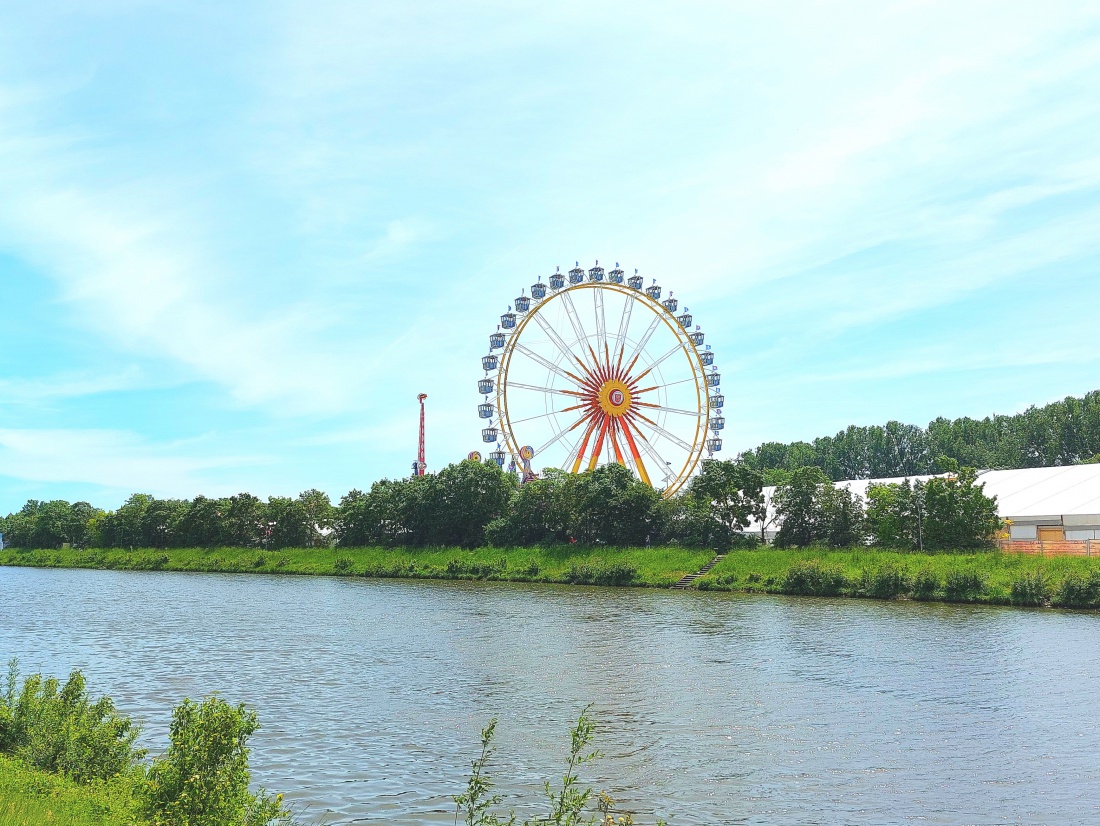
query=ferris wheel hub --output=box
[597,379,633,417]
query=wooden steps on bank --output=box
[672,553,726,589]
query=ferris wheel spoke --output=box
[509,408,575,426]
[617,418,652,486]
[559,291,593,364]
[613,293,634,368]
[622,316,660,375]
[535,412,590,457]
[514,342,586,387]
[569,413,603,473]
[635,401,705,417]
[608,419,626,466]
[630,411,695,453]
[587,415,612,471]
[509,381,584,397]
[634,376,699,394]
[624,416,673,484]
[593,289,608,367]
[534,312,587,371]
[632,343,685,383]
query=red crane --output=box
[413,393,428,476]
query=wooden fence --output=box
[996,539,1094,557]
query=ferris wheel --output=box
[477,261,723,497]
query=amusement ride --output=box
[472,262,723,497]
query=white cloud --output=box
[0,428,261,496]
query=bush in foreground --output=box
[0,659,144,783]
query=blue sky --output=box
[2,1,1100,513]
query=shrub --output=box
[781,559,847,596]
[1052,571,1100,608]
[141,696,289,826]
[333,556,352,573]
[943,568,985,601]
[565,562,637,586]
[912,567,940,599]
[0,660,144,782]
[859,564,910,599]
[1010,570,1050,606]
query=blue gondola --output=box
[478,378,494,394]
[531,279,547,300]
[608,264,625,284]
[501,311,516,329]
[627,269,643,290]
[645,280,661,300]
[568,262,585,285]
[478,402,495,419]
[482,427,499,443]
[710,416,725,432]
[489,331,505,350]
[549,267,565,290]
[706,437,723,453]
[662,296,678,313]
[689,329,704,347]
[706,371,721,387]
[587,262,605,282]
[515,294,531,313]
[701,351,714,366]
[482,354,498,371]
[677,309,693,328]
[709,393,724,409]
[489,449,506,466]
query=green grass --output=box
[698,547,1100,607]
[6,544,1100,608]
[0,544,712,588]
[0,755,139,826]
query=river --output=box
[1,566,1097,824]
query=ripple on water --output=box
[2,568,1099,825]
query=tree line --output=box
[738,389,1100,482]
[0,456,999,552]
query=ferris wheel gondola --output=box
[476,260,722,497]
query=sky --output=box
[2,0,1100,513]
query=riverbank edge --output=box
[4,545,1100,609]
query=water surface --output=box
[1,566,1097,824]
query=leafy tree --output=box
[435,461,516,548]
[262,497,310,549]
[866,467,999,550]
[296,489,335,547]
[223,494,264,547]
[921,468,1001,550]
[818,484,865,547]
[773,466,832,548]
[174,496,226,548]
[684,460,763,549]
[141,499,188,549]
[571,463,658,545]
[100,494,155,548]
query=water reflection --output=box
[2,567,1098,825]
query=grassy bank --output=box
[0,544,712,588]
[698,548,1100,607]
[0,755,138,826]
[5,544,1100,608]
